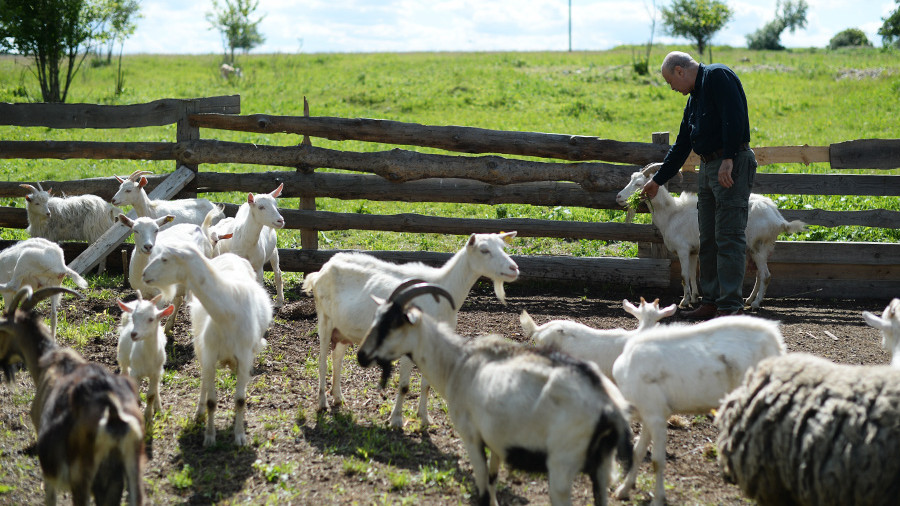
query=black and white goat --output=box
[357,282,633,506]
[0,287,145,505]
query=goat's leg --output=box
[270,250,284,308]
[69,483,90,506]
[389,356,414,428]
[316,319,333,411]
[331,341,349,407]
[688,251,700,305]
[199,358,217,446]
[614,424,651,499]
[163,291,184,336]
[745,252,770,310]
[648,417,668,506]
[461,437,494,506]
[145,371,161,430]
[417,375,431,429]
[43,480,58,506]
[233,361,251,446]
[547,459,578,506]
[676,250,694,308]
[123,438,144,506]
[488,450,501,505]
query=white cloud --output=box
[124,0,894,54]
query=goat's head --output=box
[247,183,285,229]
[464,231,519,305]
[623,296,677,331]
[20,183,52,220]
[863,298,900,363]
[112,171,151,207]
[615,163,662,223]
[120,214,174,254]
[0,286,82,383]
[357,282,455,388]
[142,242,196,289]
[117,292,174,342]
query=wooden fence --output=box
[0,95,897,299]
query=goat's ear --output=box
[863,311,888,331]
[405,306,422,325]
[157,215,175,226]
[623,299,638,315]
[660,304,677,318]
[150,293,163,304]
[115,175,125,183]
[370,294,385,306]
[117,300,134,313]
[270,182,283,198]
[467,234,477,246]
[118,214,133,227]
[247,192,255,204]
[138,177,148,187]
[24,195,31,202]
[160,304,175,318]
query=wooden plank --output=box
[189,113,670,165]
[67,166,197,275]
[768,241,900,264]
[765,262,897,280]
[682,145,831,167]
[0,95,240,129]
[664,172,899,197]
[0,140,175,161]
[277,209,662,242]
[780,209,900,229]
[278,248,671,286]
[830,139,900,170]
[760,279,899,300]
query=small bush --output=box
[829,28,873,50]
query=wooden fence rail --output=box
[1,96,897,298]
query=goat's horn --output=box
[18,184,37,193]
[19,287,83,313]
[128,170,153,181]
[641,162,663,177]
[390,282,455,311]
[387,278,428,302]
[5,287,32,316]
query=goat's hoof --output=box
[203,434,216,447]
[234,433,247,446]
[614,485,631,500]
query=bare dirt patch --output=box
[0,279,890,504]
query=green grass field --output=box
[1,45,898,255]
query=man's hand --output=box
[718,158,734,188]
[641,179,660,200]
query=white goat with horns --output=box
[357,282,634,506]
[112,170,219,227]
[616,162,806,309]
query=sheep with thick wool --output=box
[141,242,271,446]
[0,237,87,337]
[0,286,146,505]
[357,282,633,506]
[520,297,676,381]
[611,315,785,506]
[715,352,900,506]
[20,182,119,273]
[117,291,175,430]
[302,232,519,428]
[616,163,806,309]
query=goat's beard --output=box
[376,359,394,389]
[493,280,506,305]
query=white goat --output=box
[117,291,175,430]
[863,298,900,368]
[0,287,146,506]
[611,315,785,506]
[112,170,218,227]
[520,297,677,380]
[357,282,634,506]
[20,182,120,274]
[219,63,242,78]
[302,231,519,428]
[214,183,285,307]
[142,243,271,446]
[616,163,807,309]
[0,237,88,337]
[120,208,218,334]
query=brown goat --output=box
[0,286,146,506]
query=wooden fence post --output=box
[175,100,201,198]
[639,132,671,262]
[298,97,319,253]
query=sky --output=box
[128,0,896,55]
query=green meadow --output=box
[1,45,898,256]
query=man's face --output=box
[663,66,692,95]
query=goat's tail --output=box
[519,310,538,339]
[783,219,807,235]
[301,270,321,296]
[65,266,88,289]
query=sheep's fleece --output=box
[715,352,900,506]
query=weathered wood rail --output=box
[0,95,897,298]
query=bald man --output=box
[643,51,756,320]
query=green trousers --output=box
[696,149,757,312]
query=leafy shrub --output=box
[828,28,873,50]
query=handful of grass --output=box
[626,191,653,211]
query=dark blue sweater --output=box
[653,63,750,186]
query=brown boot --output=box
[716,308,745,317]
[680,303,717,321]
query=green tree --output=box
[746,0,808,50]
[878,0,900,47]
[828,28,873,50]
[0,0,104,102]
[206,0,266,65]
[660,0,733,57]
[93,0,141,64]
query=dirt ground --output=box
[0,278,892,505]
